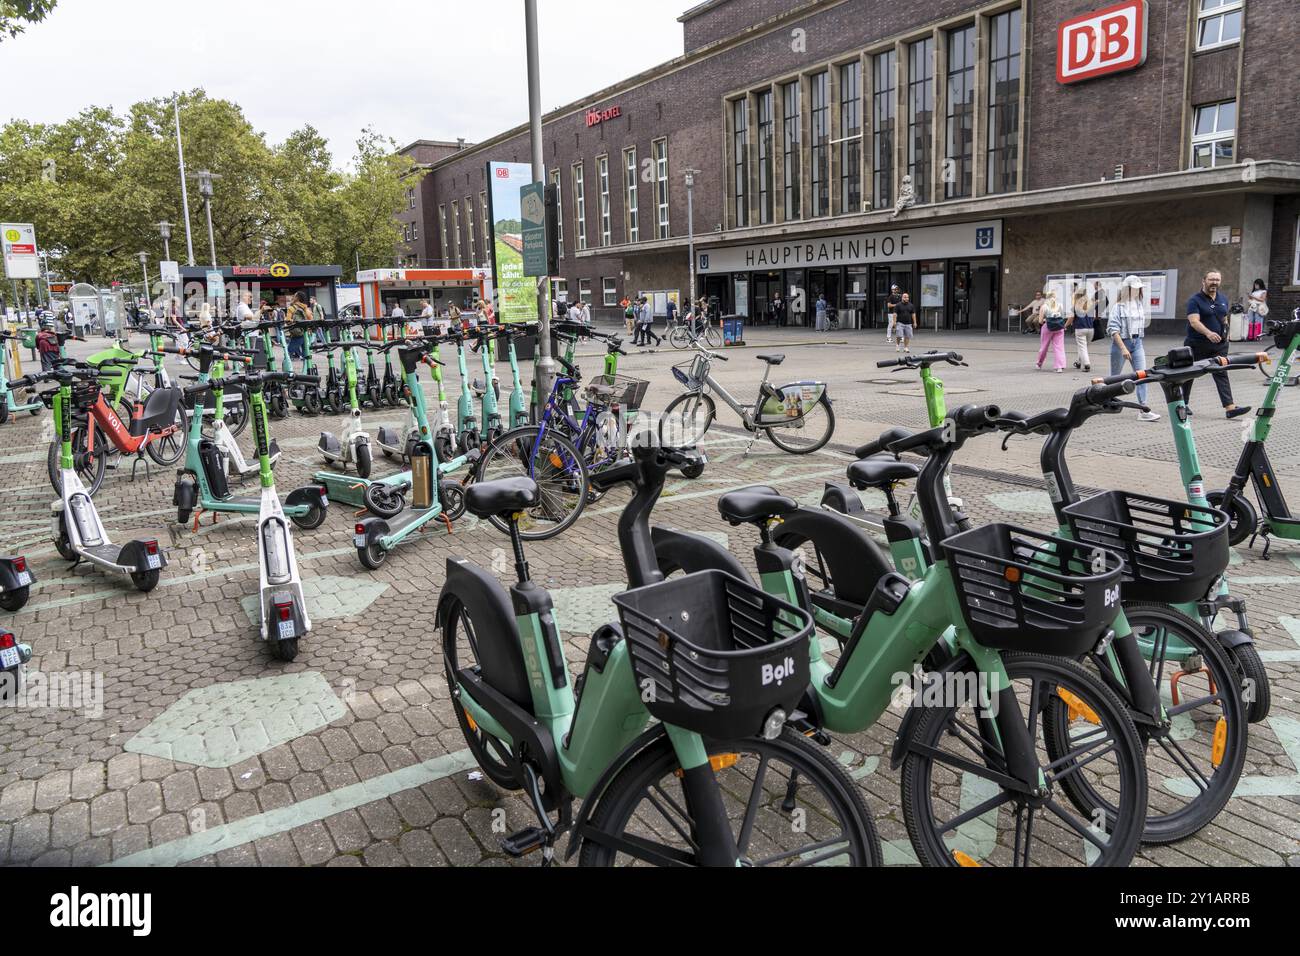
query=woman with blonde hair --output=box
[1069,285,1092,372]
[1036,289,1068,372]
[1107,275,1160,421]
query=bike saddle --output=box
[717,489,798,525]
[756,353,785,365]
[465,477,540,519]
[847,457,920,490]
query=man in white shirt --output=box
[235,291,258,324]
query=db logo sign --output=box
[494,166,510,178]
[1057,0,1148,85]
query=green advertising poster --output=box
[486,161,538,323]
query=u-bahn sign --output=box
[1057,0,1148,85]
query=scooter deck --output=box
[313,469,408,508]
[1266,515,1300,539]
[382,504,446,542]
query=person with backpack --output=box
[1036,291,1068,372]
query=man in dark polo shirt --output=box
[1184,269,1250,419]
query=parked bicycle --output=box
[660,341,834,454]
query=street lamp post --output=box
[525,0,555,407]
[684,168,699,309]
[138,251,150,334]
[159,221,174,318]
[196,170,219,268]
[173,96,196,266]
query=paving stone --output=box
[89,790,127,837]
[161,771,201,813]
[9,813,51,863]
[0,780,36,822]
[125,781,163,825]
[69,761,106,801]
[430,817,483,867]
[289,821,336,866]
[50,802,89,849]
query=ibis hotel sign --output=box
[696,220,1002,274]
[1057,1,1148,84]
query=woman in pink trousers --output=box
[1037,291,1068,372]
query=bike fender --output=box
[889,651,972,770]
[563,724,673,862]
[651,525,752,583]
[360,517,390,546]
[1216,628,1255,651]
[286,484,329,512]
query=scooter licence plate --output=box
[0,647,19,669]
[277,619,296,640]
[353,535,367,548]
[14,571,30,586]
[145,554,161,570]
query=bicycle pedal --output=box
[500,826,548,858]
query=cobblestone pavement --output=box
[0,325,1297,867]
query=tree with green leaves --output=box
[0,1,56,40]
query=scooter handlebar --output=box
[1085,379,1137,405]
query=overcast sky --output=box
[1,0,686,161]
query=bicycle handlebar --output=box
[876,350,965,370]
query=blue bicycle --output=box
[472,356,618,539]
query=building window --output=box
[552,278,568,303]
[732,98,749,227]
[461,197,472,264]
[946,25,976,200]
[451,200,464,266]
[412,221,419,241]
[597,155,611,247]
[403,224,410,242]
[548,170,563,259]
[653,138,670,238]
[1197,0,1243,50]
[579,278,592,303]
[1191,100,1236,168]
[1293,219,1300,285]
[438,205,448,266]
[810,72,830,217]
[907,38,934,205]
[987,8,1022,195]
[782,80,801,221]
[623,148,639,243]
[572,162,587,250]
[839,61,862,214]
[407,187,416,210]
[873,51,896,209]
[479,191,488,255]
[603,277,618,306]
[757,89,774,225]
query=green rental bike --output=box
[656,405,1151,866]
[438,445,881,866]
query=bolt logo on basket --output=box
[1056,0,1148,85]
[762,656,797,687]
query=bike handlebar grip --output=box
[876,358,900,369]
[183,381,211,397]
[1085,379,1136,405]
[714,353,729,361]
[289,374,320,386]
[1226,352,1267,366]
[953,403,1000,431]
[947,351,964,363]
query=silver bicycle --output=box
[668,314,723,350]
[660,342,834,454]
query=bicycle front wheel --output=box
[579,727,881,867]
[668,326,691,349]
[659,392,716,447]
[901,651,1146,867]
[765,394,835,454]
[48,424,109,495]
[475,425,589,540]
[145,403,187,466]
[702,325,723,349]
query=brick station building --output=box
[402,0,1300,334]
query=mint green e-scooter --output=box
[0,330,42,424]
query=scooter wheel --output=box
[367,388,382,410]
[680,461,705,480]
[303,391,321,415]
[0,402,8,425]
[459,430,480,454]
[358,540,387,570]
[1205,491,1257,547]
[363,483,405,519]
[434,435,455,465]
[1230,642,1272,723]
[291,501,327,531]
[439,482,467,521]
[271,638,299,662]
[130,568,161,592]
[383,385,400,407]
[54,517,77,562]
[356,443,372,479]
[0,587,30,612]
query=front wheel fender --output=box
[563,724,672,862]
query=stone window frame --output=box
[653,138,670,239]
[602,276,618,306]
[449,200,462,267]
[597,153,612,247]
[438,205,448,267]
[1189,99,1237,169]
[572,161,588,251]
[548,171,563,259]
[1196,0,1244,53]
[463,196,473,266]
[623,146,640,243]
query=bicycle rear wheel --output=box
[145,404,187,466]
[901,651,1146,867]
[703,325,723,349]
[668,326,691,350]
[475,425,589,540]
[579,727,881,867]
[658,392,715,447]
[765,394,835,454]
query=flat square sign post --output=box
[520,181,547,278]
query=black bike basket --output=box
[1060,491,1229,603]
[611,570,812,740]
[939,524,1124,657]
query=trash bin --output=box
[722,316,745,346]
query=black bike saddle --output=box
[465,477,539,519]
[756,353,785,365]
[717,490,798,525]
[847,457,920,490]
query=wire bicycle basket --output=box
[612,569,812,740]
[940,523,1124,657]
[588,373,649,411]
[671,353,710,390]
[1060,491,1229,603]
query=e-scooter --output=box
[172,345,326,531]
[289,321,325,415]
[452,329,481,451]
[0,330,42,424]
[183,343,280,480]
[379,318,404,407]
[0,556,36,611]
[15,366,167,591]
[498,322,533,429]
[1208,310,1300,557]
[316,324,373,478]
[378,324,457,464]
[183,369,324,661]
[469,325,504,443]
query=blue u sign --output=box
[698,254,709,270]
[975,227,994,250]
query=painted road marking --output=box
[107,748,478,867]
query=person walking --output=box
[813,293,828,332]
[1107,275,1159,421]
[36,319,59,371]
[1070,286,1092,372]
[665,295,677,331]
[1246,278,1268,340]
[1184,269,1250,418]
[894,292,917,353]
[885,285,901,343]
[285,292,312,361]
[1036,291,1068,372]
[771,291,786,328]
[638,296,660,348]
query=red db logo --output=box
[494,167,510,178]
[1057,0,1148,84]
